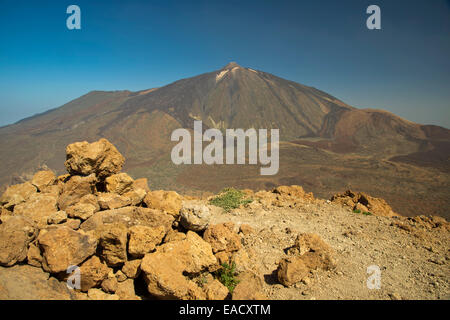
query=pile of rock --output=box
[247,185,316,209]
[330,190,398,217]
[0,138,273,300]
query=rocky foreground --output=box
[0,139,448,300]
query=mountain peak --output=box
[222,61,241,70]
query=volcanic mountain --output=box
[0,62,449,217]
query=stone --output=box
[204,279,229,300]
[163,229,186,243]
[214,251,230,265]
[0,265,73,300]
[78,256,111,292]
[278,233,336,287]
[273,185,311,198]
[232,271,267,300]
[13,193,58,228]
[81,206,174,233]
[97,223,128,267]
[140,231,217,300]
[116,278,140,300]
[27,242,43,267]
[60,218,81,230]
[57,174,96,211]
[97,192,131,210]
[122,259,142,279]
[66,203,98,220]
[31,170,56,191]
[231,249,255,273]
[101,277,119,293]
[128,225,165,258]
[180,200,211,232]
[0,182,37,209]
[64,138,125,179]
[115,270,127,282]
[123,188,147,206]
[203,223,242,253]
[47,211,68,225]
[277,256,310,287]
[37,226,98,273]
[105,173,134,195]
[143,190,183,217]
[66,194,99,220]
[133,178,150,192]
[0,216,37,266]
[87,288,120,300]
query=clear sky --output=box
[0,0,449,128]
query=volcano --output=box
[0,62,449,217]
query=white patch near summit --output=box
[216,70,229,82]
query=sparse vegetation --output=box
[215,262,239,294]
[353,208,372,216]
[209,188,253,212]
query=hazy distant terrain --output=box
[0,62,448,218]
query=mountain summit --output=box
[222,61,241,69]
[0,63,448,217]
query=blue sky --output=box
[0,0,449,128]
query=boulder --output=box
[133,178,150,192]
[204,279,229,300]
[27,242,43,267]
[232,271,266,300]
[278,233,336,287]
[0,265,73,300]
[128,225,165,258]
[60,218,81,230]
[31,170,56,191]
[163,229,187,243]
[122,259,142,279]
[105,173,134,195]
[66,202,98,220]
[180,200,211,232]
[0,182,37,209]
[47,211,68,225]
[116,278,140,300]
[80,206,174,233]
[277,256,310,287]
[78,256,111,292]
[97,192,131,210]
[123,188,147,206]
[87,288,120,300]
[13,193,58,228]
[101,276,119,293]
[140,231,217,300]
[203,223,241,253]
[143,190,182,217]
[64,138,125,179]
[58,174,96,210]
[37,226,98,273]
[97,223,128,267]
[47,211,67,224]
[0,216,37,266]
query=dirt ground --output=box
[209,200,449,300]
